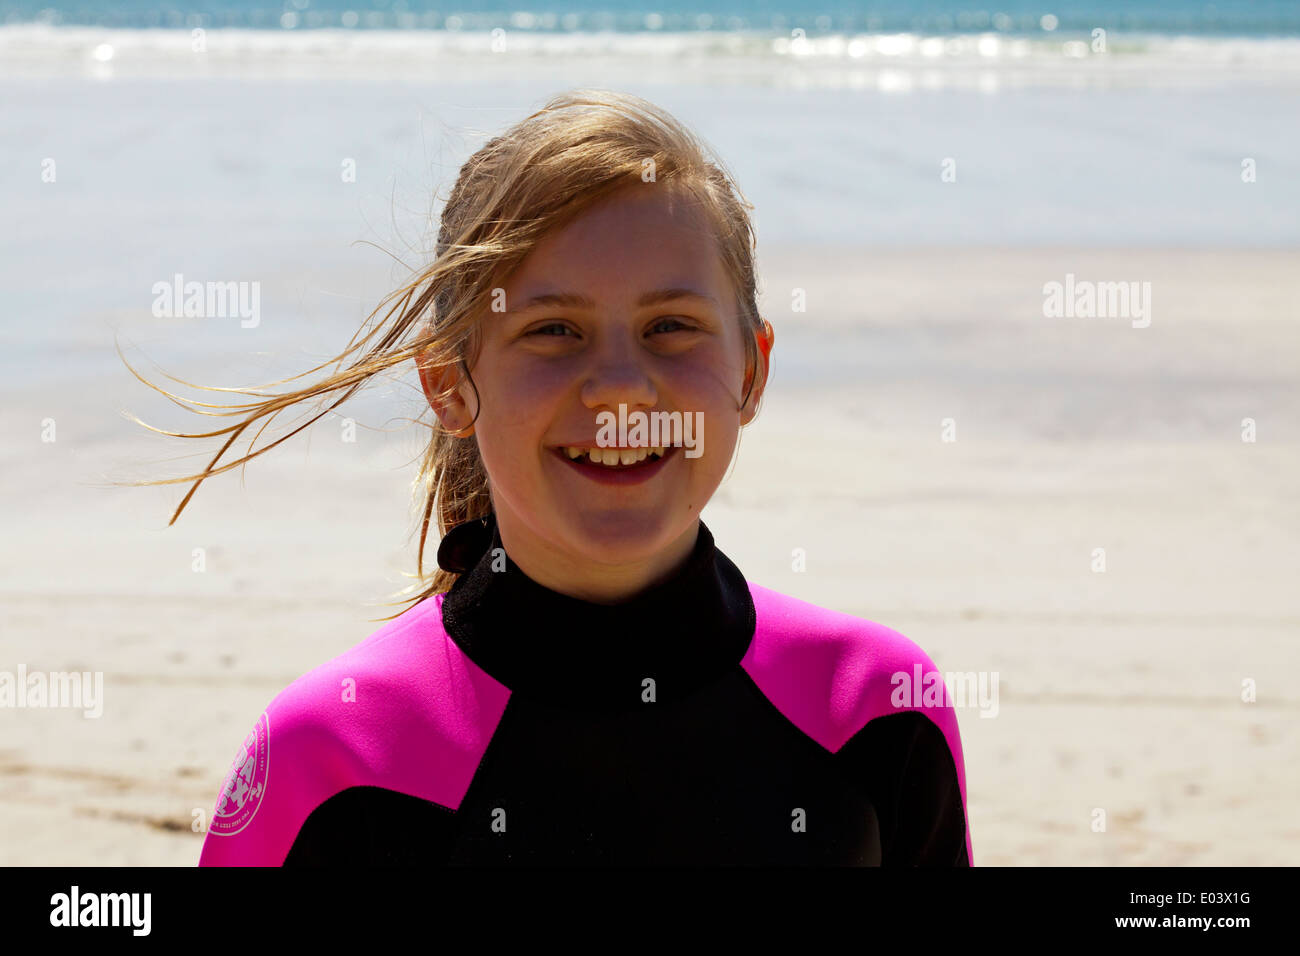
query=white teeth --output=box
[562,446,665,467]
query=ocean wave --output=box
[6,0,1300,37]
[5,24,1300,67]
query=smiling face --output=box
[421,181,771,600]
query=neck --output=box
[492,509,702,605]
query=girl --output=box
[163,89,971,865]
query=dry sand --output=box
[2,246,1297,865]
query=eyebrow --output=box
[509,287,719,313]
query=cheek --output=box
[667,349,743,419]
[701,413,739,474]
[664,375,740,476]
[493,351,577,401]
[684,335,746,388]
[470,357,565,444]
[476,411,542,474]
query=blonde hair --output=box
[124,89,767,619]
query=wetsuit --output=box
[198,516,972,866]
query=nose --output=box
[580,335,657,414]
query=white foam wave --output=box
[3,25,1298,83]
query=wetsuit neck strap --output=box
[439,517,756,711]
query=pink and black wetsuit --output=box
[198,517,972,866]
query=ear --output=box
[417,345,477,438]
[740,319,774,426]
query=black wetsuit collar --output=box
[438,514,756,711]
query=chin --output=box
[554,508,680,562]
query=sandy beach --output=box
[3,243,1297,865]
[2,28,1298,865]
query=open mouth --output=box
[558,445,673,467]
[550,444,680,482]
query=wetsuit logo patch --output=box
[211,711,270,836]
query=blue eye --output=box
[526,319,692,338]
[527,323,575,337]
[651,317,693,334]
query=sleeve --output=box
[887,712,970,866]
[835,710,971,867]
[197,702,343,867]
[198,709,277,865]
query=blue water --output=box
[4,0,1300,36]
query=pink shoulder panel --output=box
[200,583,974,866]
[740,581,974,865]
[198,593,509,866]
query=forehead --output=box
[503,183,729,302]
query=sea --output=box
[1,1,1297,390]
